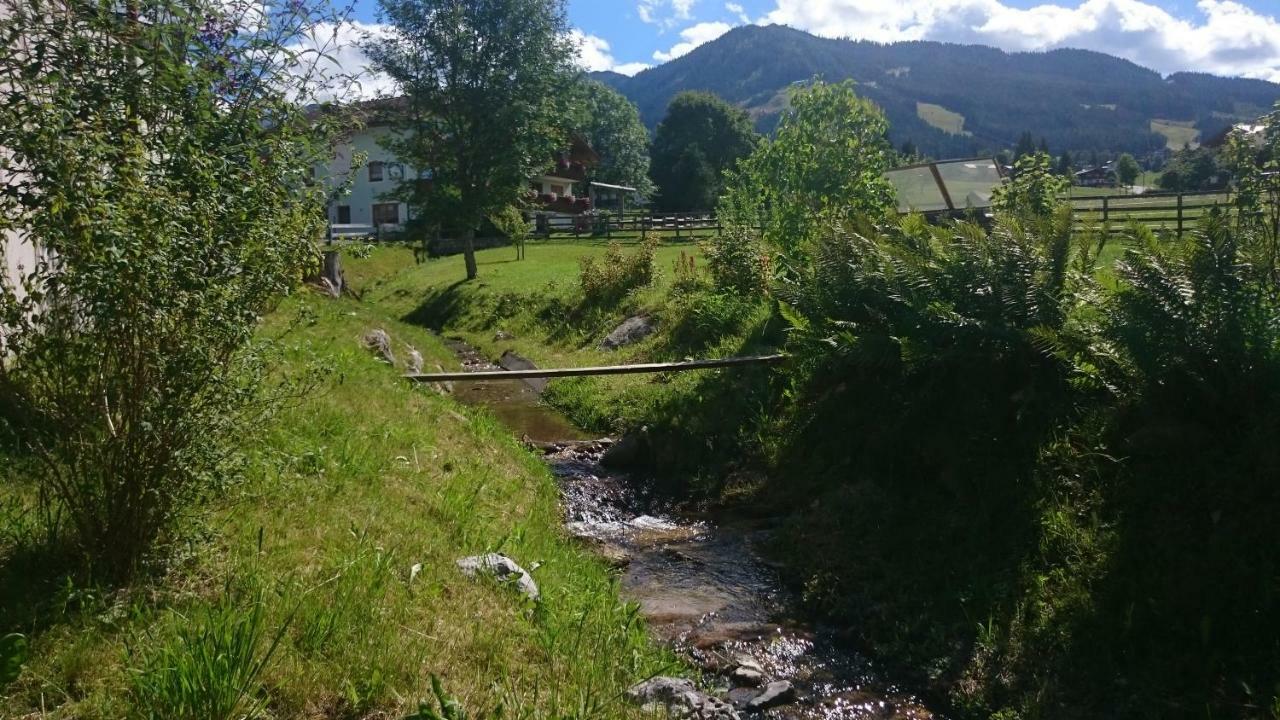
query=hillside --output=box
[598,24,1280,158]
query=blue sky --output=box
[331,0,1280,96]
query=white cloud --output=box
[638,0,699,28]
[285,20,396,102]
[653,21,734,62]
[726,2,750,23]
[759,0,1280,82]
[571,30,652,76]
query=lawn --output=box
[0,250,676,718]
[1150,118,1200,149]
[916,101,969,136]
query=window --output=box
[372,203,399,226]
[550,184,566,195]
[336,205,351,224]
[368,161,384,182]
[387,163,404,181]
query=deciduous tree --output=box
[366,0,577,280]
[649,91,756,212]
[569,79,655,198]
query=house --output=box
[314,98,418,238]
[316,98,602,239]
[1074,163,1117,188]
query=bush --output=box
[0,0,335,578]
[703,227,770,296]
[578,240,657,306]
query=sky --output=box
[320,0,1280,99]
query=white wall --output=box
[320,125,413,228]
[0,2,33,305]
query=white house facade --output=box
[319,123,416,235]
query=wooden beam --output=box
[404,354,787,382]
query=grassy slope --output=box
[0,250,675,718]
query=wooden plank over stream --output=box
[404,354,788,382]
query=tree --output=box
[650,91,757,212]
[1014,131,1037,160]
[569,79,655,198]
[1056,150,1074,177]
[1115,153,1140,188]
[0,0,336,577]
[366,0,576,280]
[720,80,894,261]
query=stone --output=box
[627,677,739,720]
[494,330,515,341]
[498,350,547,392]
[747,680,795,710]
[600,432,649,469]
[455,553,539,601]
[726,687,759,709]
[729,660,765,687]
[362,328,395,365]
[600,315,655,350]
[406,348,424,374]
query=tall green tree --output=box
[1115,153,1140,188]
[569,79,655,198]
[649,91,756,212]
[366,0,576,280]
[1014,131,1037,160]
[720,80,894,261]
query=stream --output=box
[445,340,938,720]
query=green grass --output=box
[0,249,677,718]
[916,102,970,136]
[1151,118,1200,149]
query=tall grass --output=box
[129,586,288,720]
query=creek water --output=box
[445,341,937,719]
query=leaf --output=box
[776,301,810,333]
[0,633,27,686]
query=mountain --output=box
[595,24,1280,159]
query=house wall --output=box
[2,231,35,303]
[320,125,414,229]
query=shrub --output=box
[670,250,705,294]
[703,227,770,296]
[578,240,657,306]
[0,0,337,577]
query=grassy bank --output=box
[386,231,1280,720]
[0,254,675,718]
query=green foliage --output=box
[0,633,28,687]
[489,206,532,261]
[404,675,504,720]
[649,91,757,211]
[720,79,895,261]
[569,80,655,197]
[0,0,332,578]
[1114,153,1140,187]
[578,241,657,307]
[129,587,290,720]
[1158,146,1226,192]
[991,152,1069,220]
[702,227,771,296]
[366,0,576,279]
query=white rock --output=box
[455,553,539,601]
[747,680,795,710]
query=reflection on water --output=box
[445,340,938,719]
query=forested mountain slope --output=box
[596,24,1280,157]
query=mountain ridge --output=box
[595,24,1280,158]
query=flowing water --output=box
[445,341,938,719]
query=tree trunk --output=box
[463,227,478,280]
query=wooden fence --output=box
[1067,190,1234,235]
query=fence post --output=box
[1177,193,1184,238]
[675,214,681,241]
[1102,196,1109,225]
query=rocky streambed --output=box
[444,340,939,719]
